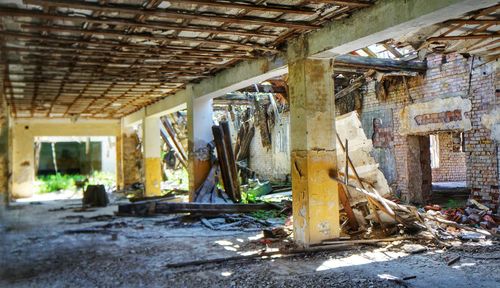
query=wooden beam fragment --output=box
[118,201,276,216]
[427,33,500,41]
[334,55,427,72]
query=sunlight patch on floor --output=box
[316,250,407,271]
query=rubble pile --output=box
[441,200,499,231]
[420,199,500,242]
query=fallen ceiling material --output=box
[336,111,391,205]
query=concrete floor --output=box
[1,199,499,288]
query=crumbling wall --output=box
[359,53,499,207]
[121,129,142,187]
[432,133,467,182]
[464,59,499,210]
[361,76,426,202]
[249,111,290,181]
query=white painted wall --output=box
[249,112,291,181]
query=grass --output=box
[35,173,81,194]
[35,171,116,194]
[443,198,466,209]
[250,209,286,220]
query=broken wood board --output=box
[118,202,276,216]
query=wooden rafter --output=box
[1,0,372,118]
[24,0,319,29]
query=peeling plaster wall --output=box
[399,97,472,135]
[465,58,499,209]
[359,53,499,207]
[249,111,291,181]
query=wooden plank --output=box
[167,0,317,15]
[20,24,276,52]
[160,117,188,164]
[446,19,500,25]
[25,0,319,29]
[311,1,372,8]
[427,33,500,41]
[0,7,277,39]
[335,133,384,228]
[220,121,241,202]
[0,31,253,56]
[338,183,359,230]
[160,123,187,168]
[118,201,275,215]
[212,125,237,202]
[382,43,403,58]
[334,55,427,72]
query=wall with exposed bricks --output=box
[359,53,499,208]
[431,132,467,182]
[464,59,499,210]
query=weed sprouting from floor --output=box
[444,198,466,209]
[35,171,116,194]
[35,174,80,194]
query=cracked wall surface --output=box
[360,53,499,208]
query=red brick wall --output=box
[464,58,499,209]
[431,133,467,182]
[360,53,498,207]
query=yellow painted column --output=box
[288,36,339,247]
[186,85,214,201]
[143,116,162,197]
[12,124,35,198]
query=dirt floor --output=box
[1,199,500,288]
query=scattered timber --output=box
[221,121,241,201]
[118,201,276,216]
[160,117,187,168]
[212,122,241,202]
[165,237,424,269]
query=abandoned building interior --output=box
[1,0,500,287]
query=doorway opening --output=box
[24,136,117,202]
[429,132,468,206]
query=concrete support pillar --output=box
[186,85,214,201]
[288,37,339,247]
[12,125,35,198]
[143,116,162,196]
[0,97,9,208]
